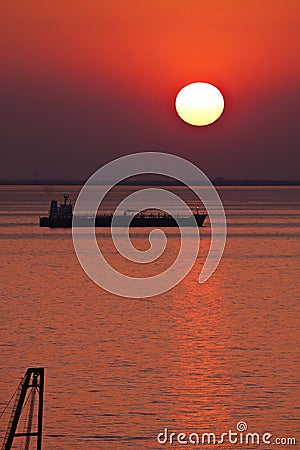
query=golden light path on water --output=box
[0,186,299,449]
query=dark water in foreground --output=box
[0,186,299,449]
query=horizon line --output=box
[0,178,300,186]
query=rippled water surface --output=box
[0,186,299,449]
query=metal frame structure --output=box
[2,368,44,450]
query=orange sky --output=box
[1,1,299,180]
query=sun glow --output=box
[175,82,224,126]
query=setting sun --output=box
[175,82,225,126]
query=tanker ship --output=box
[39,195,207,228]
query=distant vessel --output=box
[39,195,207,228]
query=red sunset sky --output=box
[1,1,299,181]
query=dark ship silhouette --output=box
[39,195,207,228]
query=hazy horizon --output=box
[1,177,299,186]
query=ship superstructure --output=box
[40,194,73,227]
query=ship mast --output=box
[1,368,44,450]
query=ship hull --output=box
[39,214,206,228]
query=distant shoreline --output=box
[1,179,299,186]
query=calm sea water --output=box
[0,185,299,449]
